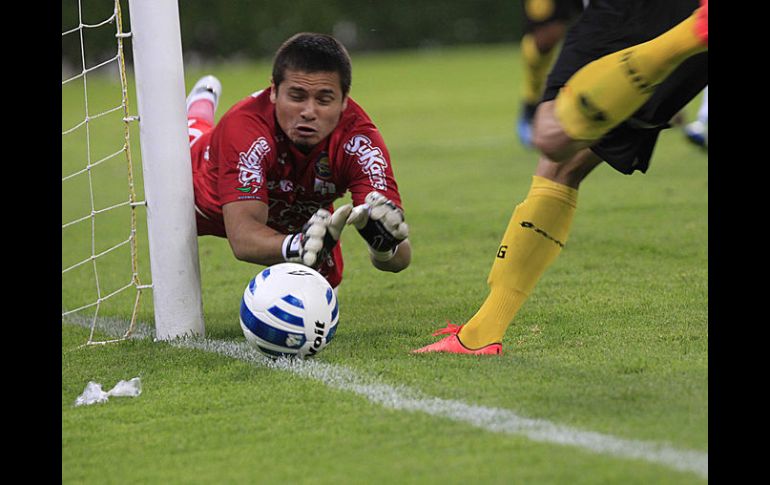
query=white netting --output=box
[62,0,149,345]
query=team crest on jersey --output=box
[315,153,332,180]
[343,134,388,191]
[236,137,270,194]
[313,153,336,195]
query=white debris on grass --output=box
[74,377,142,406]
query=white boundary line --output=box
[62,317,708,480]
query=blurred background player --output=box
[683,86,708,148]
[185,33,411,292]
[415,0,708,355]
[517,0,586,148]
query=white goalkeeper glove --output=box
[347,191,409,262]
[282,204,353,269]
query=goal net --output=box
[62,0,147,344]
[62,0,204,344]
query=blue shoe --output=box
[516,103,538,148]
[684,120,708,149]
[517,116,533,148]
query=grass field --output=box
[62,43,708,484]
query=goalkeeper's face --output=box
[271,69,349,154]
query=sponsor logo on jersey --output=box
[236,137,270,193]
[314,178,337,195]
[265,180,295,192]
[188,119,204,147]
[267,198,324,234]
[343,134,388,191]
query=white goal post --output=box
[128,0,205,339]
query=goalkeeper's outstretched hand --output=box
[347,191,409,261]
[283,204,353,268]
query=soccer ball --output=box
[240,263,339,359]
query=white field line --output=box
[62,317,708,480]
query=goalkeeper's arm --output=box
[371,238,411,272]
[222,200,351,269]
[222,200,287,265]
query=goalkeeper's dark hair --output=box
[272,33,352,96]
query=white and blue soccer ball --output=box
[240,263,339,359]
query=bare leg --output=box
[532,100,593,164]
[534,147,603,189]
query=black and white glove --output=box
[347,191,409,262]
[282,204,353,269]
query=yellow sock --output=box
[459,176,578,348]
[555,11,708,140]
[521,33,558,106]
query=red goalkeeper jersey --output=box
[189,87,403,287]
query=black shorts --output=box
[522,0,585,31]
[541,0,708,174]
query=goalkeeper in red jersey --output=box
[415,0,708,355]
[185,33,411,290]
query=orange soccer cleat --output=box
[412,323,502,355]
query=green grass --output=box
[62,43,708,484]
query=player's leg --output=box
[546,0,708,155]
[531,99,594,166]
[186,75,222,146]
[518,0,583,148]
[455,150,600,349]
[414,150,601,353]
[186,76,223,237]
[518,23,564,147]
